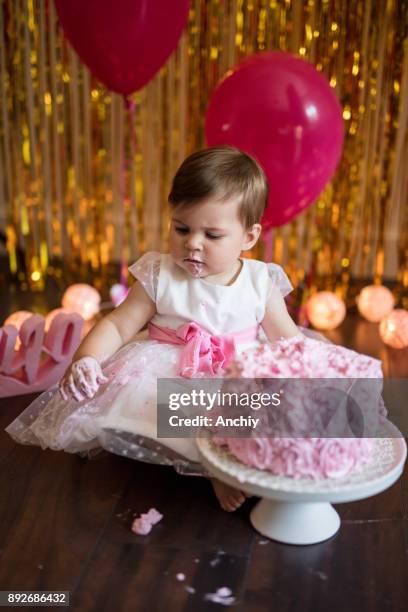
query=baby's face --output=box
[169,197,259,280]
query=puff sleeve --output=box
[128,252,161,302]
[266,263,293,298]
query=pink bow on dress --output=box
[148,321,257,378]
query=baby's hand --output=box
[59,356,108,402]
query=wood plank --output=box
[0,447,134,591]
[0,394,41,464]
[73,547,249,612]
[335,480,404,521]
[71,461,255,610]
[75,460,256,556]
[240,522,408,611]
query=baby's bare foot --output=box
[210,478,246,512]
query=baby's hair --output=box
[168,145,268,228]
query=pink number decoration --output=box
[0,313,83,398]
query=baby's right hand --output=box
[59,356,108,402]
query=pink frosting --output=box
[214,336,385,480]
[213,436,373,479]
[227,335,383,379]
[131,507,163,535]
[59,356,108,402]
[204,587,235,605]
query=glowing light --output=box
[356,285,395,322]
[306,292,346,331]
[62,284,101,321]
[379,310,408,349]
[343,107,351,120]
[4,311,34,349]
[110,284,130,307]
[4,311,33,329]
[31,271,41,282]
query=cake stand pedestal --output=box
[250,499,340,544]
[197,422,407,545]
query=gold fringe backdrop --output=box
[0,0,407,301]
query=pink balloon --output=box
[205,52,344,228]
[54,0,190,95]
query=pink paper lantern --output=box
[62,284,101,321]
[4,310,33,328]
[110,283,129,307]
[306,291,346,331]
[357,285,395,322]
[379,309,408,349]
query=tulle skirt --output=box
[5,339,212,475]
[4,328,337,476]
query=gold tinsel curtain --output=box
[0,0,407,299]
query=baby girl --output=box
[6,145,301,511]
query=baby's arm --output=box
[59,282,156,401]
[73,282,156,362]
[261,287,303,343]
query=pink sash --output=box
[148,321,259,378]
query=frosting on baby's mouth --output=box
[183,258,205,277]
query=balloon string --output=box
[119,95,137,287]
[126,96,137,154]
[118,100,127,287]
[263,229,273,262]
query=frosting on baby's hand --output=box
[59,356,108,402]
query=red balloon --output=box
[54,0,190,95]
[205,52,344,228]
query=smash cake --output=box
[211,335,387,480]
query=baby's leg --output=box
[210,478,246,512]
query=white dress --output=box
[5,252,292,475]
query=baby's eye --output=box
[206,233,224,240]
[175,227,189,234]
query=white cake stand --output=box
[196,421,407,545]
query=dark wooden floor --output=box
[1,286,408,611]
